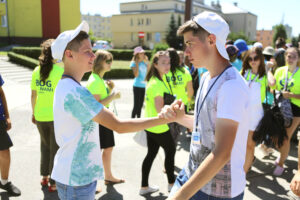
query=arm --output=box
[267,70,276,87]
[169,118,239,200]
[31,90,37,124]
[93,107,170,133]
[0,87,11,130]
[290,140,300,196]
[282,92,300,100]
[93,92,120,107]
[131,61,139,77]
[154,96,164,113]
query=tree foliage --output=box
[227,31,249,43]
[166,14,183,50]
[273,24,287,46]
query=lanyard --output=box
[284,67,299,90]
[195,66,232,132]
[162,78,172,94]
[245,70,259,83]
[98,75,109,95]
[62,74,81,86]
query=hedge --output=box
[12,47,152,61]
[8,52,39,69]
[8,52,134,80]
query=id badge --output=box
[192,131,201,145]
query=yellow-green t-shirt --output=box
[242,70,267,103]
[145,76,170,134]
[272,66,300,107]
[164,67,192,105]
[86,73,110,108]
[31,64,64,121]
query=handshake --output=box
[159,100,186,121]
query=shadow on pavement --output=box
[141,192,168,200]
[41,186,59,200]
[246,141,298,200]
[176,131,190,152]
[98,185,123,200]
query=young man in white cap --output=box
[51,21,175,199]
[161,11,250,199]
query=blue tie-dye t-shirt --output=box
[52,78,104,186]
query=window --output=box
[141,4,145,10]
[175,3,178,9]
[1,15,7,27]
[182,5,185,11]
[147,33,152,41]
[130,19,133,26]
[146,18,151,25]
[131,33,134,41]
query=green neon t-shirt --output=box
[164,67,192,104]
[31,64,64,121]
[86,73,110,108]
[243,70,267,103]
[272,66,300,107]
[145,76,170,133]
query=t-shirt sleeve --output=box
[87,80,102,95]
[130,61,136,68]
[31,68,38,90]
[64,87,103,124]
[217,80,248,123]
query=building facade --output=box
[81,14,112,39]
[111,0,222,49]
[0,0,80,45]
[221,2,257,41]
[256,30,273,47]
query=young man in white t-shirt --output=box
[50,21,173,200]
[161,12,250,200]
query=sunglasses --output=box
[105,59,112,64]
[248,55,259,62]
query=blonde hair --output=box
[93,50,113,74]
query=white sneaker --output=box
[139,185,159,195]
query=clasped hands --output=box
[159,100,185,121]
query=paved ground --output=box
[0,56,299,199]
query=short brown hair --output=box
[63,31,89,59]
[177,20,209,41]
[93,50,113,74]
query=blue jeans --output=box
[56,181,97,200]
[169,169,244,200]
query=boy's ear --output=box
[64,50,73,59]
[208,34,216,45]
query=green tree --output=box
[291,37,298,47]
[273,24,287,46]
[166,14,180,49]
[227,31,249,43]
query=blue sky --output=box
[80,0,300,37]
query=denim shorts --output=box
[169,169,244,200]
[56,181,97,200]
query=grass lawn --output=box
[111,60,131,69]
[0,51,7,56]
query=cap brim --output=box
[216,39,229,60]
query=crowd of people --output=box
[0,11,299,200]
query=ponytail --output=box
[39,39,54,82]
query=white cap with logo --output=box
[51,21,89,61]
[192,11,230,60]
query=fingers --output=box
[291,180,300,196]
[161,105,176,120]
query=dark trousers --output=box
[131,86,145,118]
[142,130,176,187]
[36,121,59,184]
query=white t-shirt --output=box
[186,67,250,198]
[52,78,104,186]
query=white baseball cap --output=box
[51,21,89,60]
[192,11,230,60]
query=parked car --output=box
[92,40,112,50]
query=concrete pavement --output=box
[0,56,298,199]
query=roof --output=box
[221,2,249,14]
